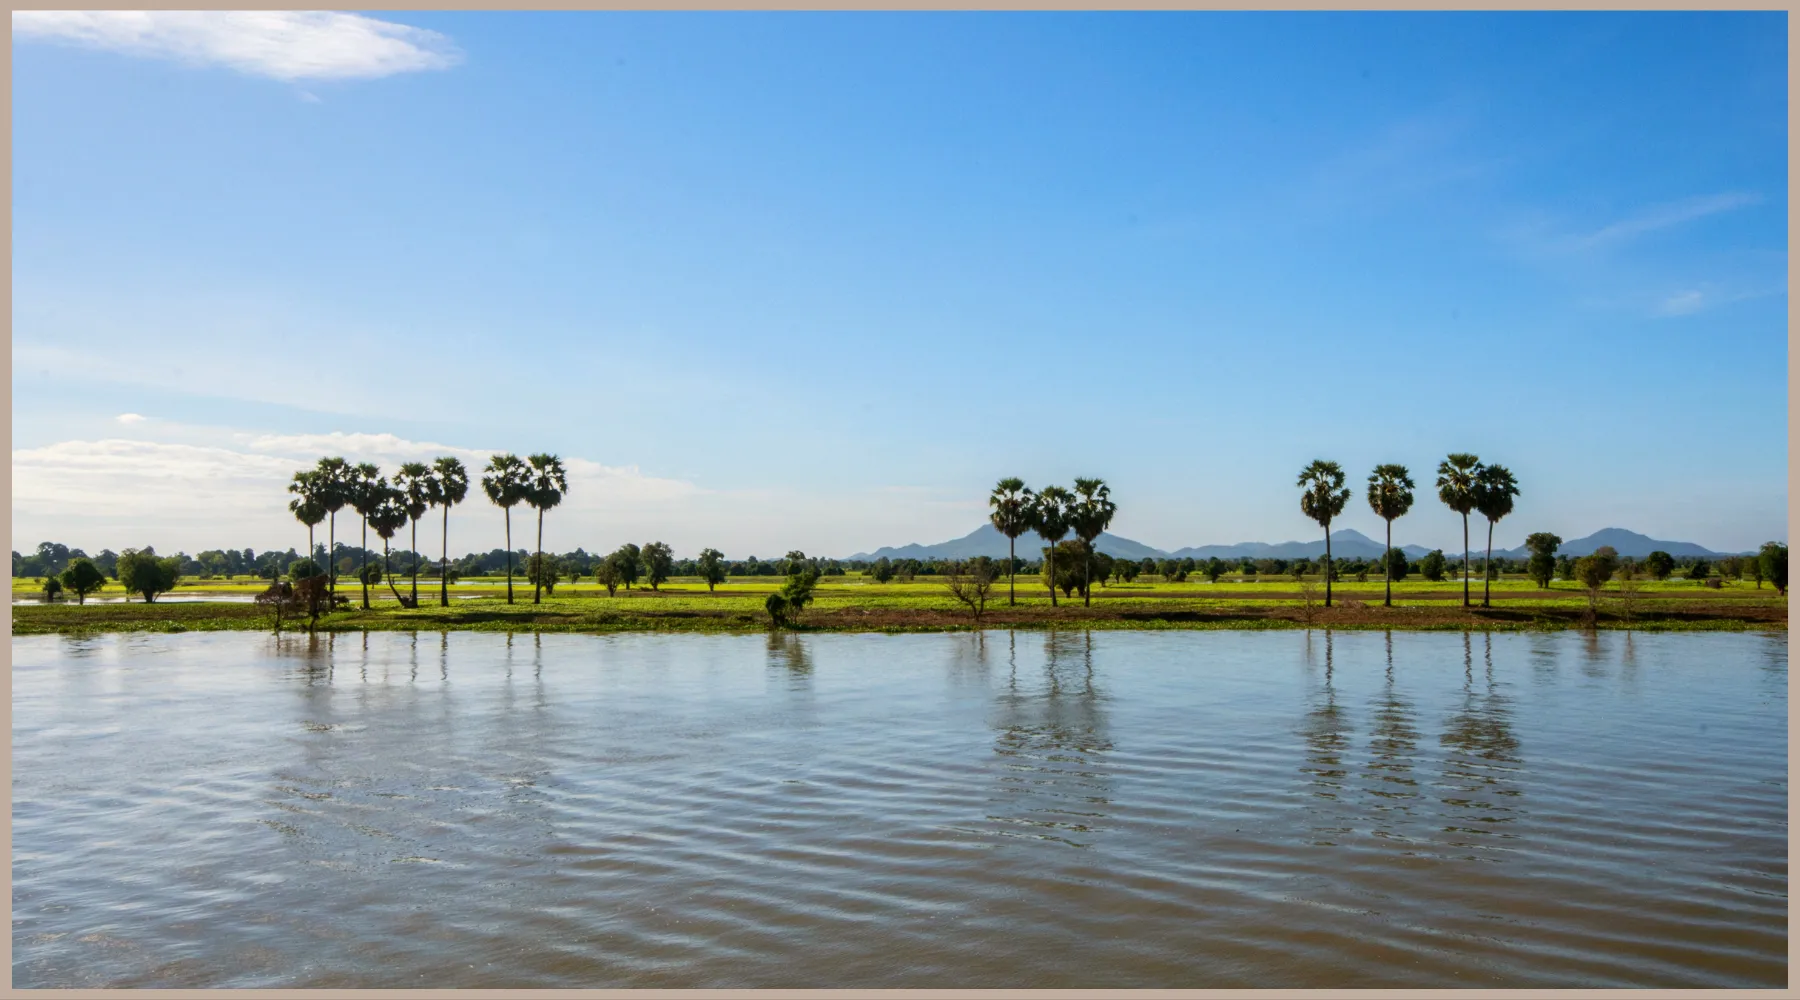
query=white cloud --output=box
[1571,192,1760,252]
[114,413,147,424]
[12,11,461,82]
[1656,289,1707,316]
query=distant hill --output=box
[1492,527,1738,560]
[847,524,1742,564]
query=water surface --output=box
[12,629,1787,987]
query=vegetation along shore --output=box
[12,451,1785,637]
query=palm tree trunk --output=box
[307,524,314,578]
[504,507,514,604]
[1325,526,1333,607]
[1461,514,1470,608]
[1045,545,1058,607]
[361,517,370,610]
[1483,520,1494,608]
[1384,518,1392,607]
[1008,535,1016,606]
[410,518,419,606]
[328,512,336,604]
[384,538,404,603]
[1084,542,1092,608]
[533,507,544,605]
[440,505,450,608]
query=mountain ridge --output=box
[845,524,1747,563]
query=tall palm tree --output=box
[286,471,326,572]
[1069,478,1117,608]
[1436,452,1484,608]
[989,477,1035,606]
[393,461,434,607]
[313,456,352,604]
[524,454,568,605]
[1365,464,1415,608]
[481,454,531,604]
[429,456,469,608]
[1297,460,1352,607]
[347,463,384,610]
[1472,464,1520,609]
[366,484,411,606]
[1031,485,1073,607]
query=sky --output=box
[11,11,1789,560]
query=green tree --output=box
[391,462,433,607]
[481,453,531,604]
[40,577,63,602]
[1383,547,1410,583]
[1758,542,1787,596]
[366,485,411,605]
[59,557,106,604]
[523,454,568,605]
[1643,550,1674,581]
[344,462,384,610]
[1685,559,1712,582]
[524,553,562,595]
[311,457,354,605]
[765,566,821,628]
[696,548,728,592]
[1068,478,1116,607]
[1419,549,1448,582]
[1297,460,1351,607]
[1435,452,1484,607]
[1365,463,1415,607]
[1575,546,1620,620]
[286,470,327,578]
[1030,486,1073,607]
[610,544,642,590]
[118,546,181,603]
[1203,558,1223,584]
[869,556,896,584]
[1525,532,1562,589]
[1747,551,1766,589]
[989,477,1035,606]
[1471,463,1520,608]
[287,558,324,581]
[594,558,623,596]
[642,541,674,591]
[427,457,469,607]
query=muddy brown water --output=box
[12,629,1786,988]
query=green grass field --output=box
[11,571,1786,636]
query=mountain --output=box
[1491,527,1736,560]
[845,524,1743,564]
[847,524,1165,563]
[1167,528,1434,562]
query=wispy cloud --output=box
[1569,192,1761,252]
[114,413,147,424]
[12,11,461,82]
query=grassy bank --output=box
[11,574,1786,636]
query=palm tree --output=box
[312,456,352,604]
[366,484,411,606]
[524,454,568,605]
[1366,464,1415,608]
[286,471,326,573]
[1472,464,1520,609]
[481,454,531,604]
[1031,485,1073,607]
[347,463,384,610]
[393,461,434,608]
[1069,478,1117,608]
[989,477,1035,606]
[1297,460,1352,607]
[1436,452,1484,608]
[429,457,469,608]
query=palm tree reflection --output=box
[1363,630,1421,841]
[1298,630,1354,845]
[1438,631,1523,860]
[987,631,1113,848]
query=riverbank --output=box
[11,590,1786,635]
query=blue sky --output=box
[12,11,1788,558]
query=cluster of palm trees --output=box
[286,452,568,608]
[988,477,1116,607]
[1298,453,1519,609]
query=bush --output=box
[1419,549,1447,582]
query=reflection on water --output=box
[12,629,1786,989]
